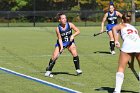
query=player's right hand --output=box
[115,41,120,48]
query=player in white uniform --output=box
[120,24,140,52]
[112,13,140,93]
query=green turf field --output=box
[0,26,139,93]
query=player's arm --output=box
[101,13,107,32]
[69,23,80,41]
[116,11,122,18]
[55,27,63,51]
[112,24,121,48]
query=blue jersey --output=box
[106,11,118,32]
[55,22,74,47]
[58,22,72,42]
[107,11,118,25]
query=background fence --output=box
[0,0,140,27]
[0,10,140,27]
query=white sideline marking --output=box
[0,67,81,93]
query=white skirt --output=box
[121,38,140,53]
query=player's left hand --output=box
[60,47,64,53]
[70,35,74,41]
[115,41,120,48]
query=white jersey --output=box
[120,24,140,53]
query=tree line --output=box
[0,0,140,11]
[0,0,139,23]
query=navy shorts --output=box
[106,24,116,32]
[55,40,75,48]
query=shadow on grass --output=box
[52,72,77,76]
[41,71,78,76]
[93,51,111,54]
[95,87,139,93]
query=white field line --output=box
[0,67,81,93]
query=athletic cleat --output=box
[45,71,53,77]
[110,50,115,55]
[76,69,82,75]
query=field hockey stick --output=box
[128,54,139,81]
[119,49,139,81]
[46,41,72,71]
[93,31,106,37]
[54,41,72,61]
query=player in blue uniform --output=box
[100,2,122,55]
[45,13,82,77]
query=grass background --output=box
[0,26,139,93]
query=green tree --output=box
[0,0,29,11]
[135,0,140,9]
[11,0,28,11]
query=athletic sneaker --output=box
[76,69,82,75]
[110,50,115,55]
[45,71,53,77]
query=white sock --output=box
[114,72,124,92]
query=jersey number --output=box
[112,20,114,24]
[64,36,69,42]
[127,29,138,34]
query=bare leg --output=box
[136,53,140,81]
[68,43,82,75]
[107,31,114,41]
[117,51,131,72]
[128,53,135,69]
[114,51,131,93]
[45,47,60,77]
[107,31,115,54]
[135,53,140,67]
[46,47,60,71]
[68,43,78,57]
